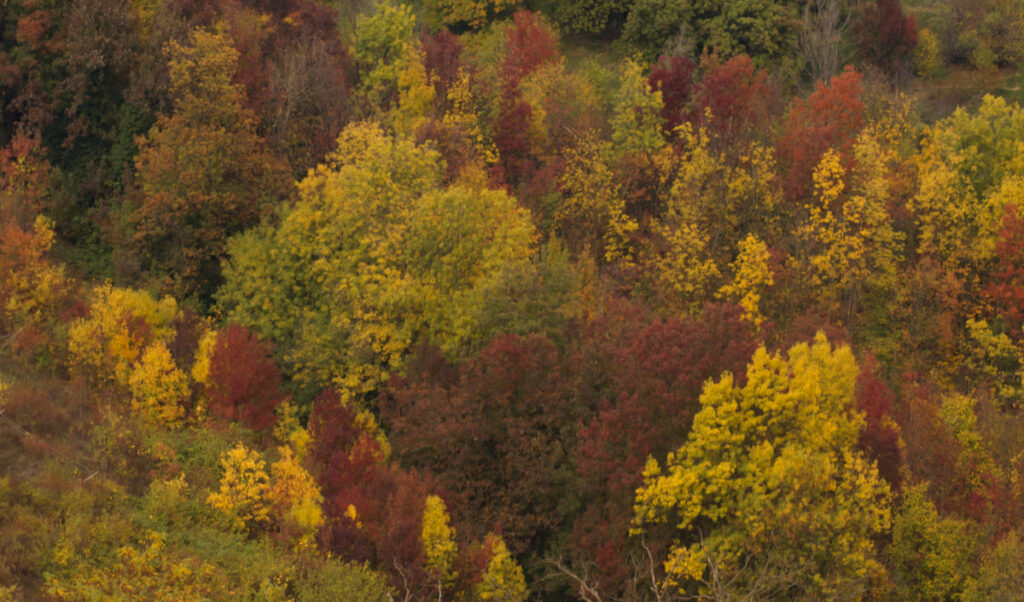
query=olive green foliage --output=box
[623,0,801,66]
[550,0,634,34]
[889,484,972,600]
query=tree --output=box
[790,132,904,324]
[633,333,891,599]
[910,95,1024,276]
[800,0,850,81]
[200,324,285,432]
[856,0,917,73]
[424,0,521,29]
[67,284,178,386]
[624,0,802,66]
[550,0,633,34]
[351,3,417,111]
[127,341,190,427]
[130,28,288,301]
[207,444,272,534]
[421,495,458,598]
[648,54,696,135]
[691,53,779,149]
[218,122,538,401]
[476,534,528,601]
[380,334,580,557]
[776,65,865,203]
[889,484,971,600]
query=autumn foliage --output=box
[5,2,1024,600]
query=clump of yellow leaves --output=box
[128,342,190,428]
[633,333,891,599]
[209,443,324,546]
[422,495,458,594]
[476,533,528,601]
[68,284,178,385]
[717,233,773,327]
[207,444,271,533]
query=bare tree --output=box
[800,0,852,82]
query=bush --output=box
[914,28,944,79]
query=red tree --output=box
[984,205,1024,341]
[648,54,695,135]
[855,355,903,491]
[776,66,865,203]
[692,54,779,149]
[856,0,917,71]
[205,324,284,431]
[308,389,438,598]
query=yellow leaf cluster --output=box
[667,124,780,255]
[268,446,324,547]
[717,233,773,327]
[421,495,458,585]
[795,133,903,317]
[128,342,190,428]
[207,444,271,532]
[220,122,537,400]
[476,534,528,601]
[653,220,721,314]
[633,334,891,598]
[910,95,1024,273]
[3,215,69,340]
[557,134,638,265]
[47,531,218,601]
[68,284,178,385]
[610,58,666,161]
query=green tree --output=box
[623,0,802,66]
[889,483,972,601]
[633,333,891,599]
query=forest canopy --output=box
[4,0,1024,600]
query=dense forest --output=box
[3,0,1024,599]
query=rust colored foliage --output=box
[307,389,436,598]
[382,334,580,557]
[856,0,917,71]
[205,324,283,431]
[692,54,779,148]
[499,10,559,94]
[491,10,561,194]
[648,54,695,135]
[776,66,865,203]
[571,303,759,590]
[855,355,903,490]
[984,205,1024,341]
[421,29,464,101]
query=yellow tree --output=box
[267,446,324,547]
[716,233,773,328]
[556,134,638,265]
[633,333,891,599]
[67,284,178,385]
[421,495,458,599]
[476,534,528,601]
[128,342,190,428]
[207,444,271,534]
[793,131,904,323]
[219,122,538,401]
[910,95,1024,275]
[666,123,780,261]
